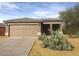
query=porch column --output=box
[50,24,52,31]
[8,24,10,37]
[60,24,63,31]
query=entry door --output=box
[42,24,50,35]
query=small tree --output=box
[60,4,79,34]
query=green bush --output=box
[41,36,49,48]
[49,31,74,51]
[39,33,49,48]
[39,33,46,41]
[39,31,74,51]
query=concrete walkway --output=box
[0,37,36,56]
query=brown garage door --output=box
[10,24,40,37]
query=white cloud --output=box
[32,10,60,18]
[33,10,49,16]
[0,2,19,9]
[46,14,59,18]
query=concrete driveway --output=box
[0,37,36,56]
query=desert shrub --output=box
[39,33,46,41]
[49,31,64,50]
[39,33,49,48]
[49,31,74,51]
[39,31,74,51]
[41,36,49,48]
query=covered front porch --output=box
[41,22,63,35]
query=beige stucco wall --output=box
[5,21,65,37]
[5,23,41,37]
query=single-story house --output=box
[0,23,5,36]
[4,18,64,37]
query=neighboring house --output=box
[0,23,5,36]
[4,18,64,37]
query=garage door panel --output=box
[10,24,40,37]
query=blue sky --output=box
[0,2,77,22]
